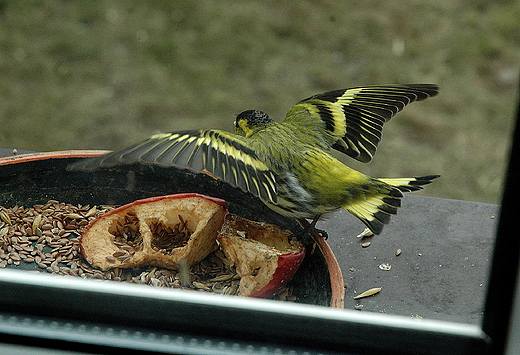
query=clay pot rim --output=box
[0,150,110,166]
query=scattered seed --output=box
[207,274,235,282]
[379,263,392,271]
[41,224,53,230]
[361,241,371,248]
[85,206,98,218]
[119,245,135,254]
[0,211,11,225]
[353,287,382,300]
[119,256,132,264]
[193,281,211,291]
[395,248,402,256]
[63,213,83,219]
[112,250,127,258]
[356,228,374,238]
[32,214,42,235]
[149,278,162,287]
[224,284,239,295]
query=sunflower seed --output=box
[356,228,374,238]
[63,213,83,219]
[207,274,235,282]
[224,284,239,295]
[85,206,98,218]
[353,287,382,300]
[32,214,42,235]
[0,211,11,225]
[0,227,8,238]
[193,281,211,291]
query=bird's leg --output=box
[292,214,328,245]
[307,214,328,240]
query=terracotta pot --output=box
[0,150,344,308]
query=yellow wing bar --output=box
[287,84,439,163]
[70,130,278,204]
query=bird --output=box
[70,84,439,236]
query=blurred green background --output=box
[0,0,518,204]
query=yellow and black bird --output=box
[72,84,439,235]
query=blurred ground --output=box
[0,0,518,204]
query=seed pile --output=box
[106,211,142,264]
[150,215,191,253]
[0,200,100,272]
[109,211,142,248]
[0,200,295,300]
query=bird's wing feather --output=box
[284,84,439,163]
[69,130,278,204]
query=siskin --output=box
[71,84,439,235]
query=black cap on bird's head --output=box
[235,110,272,127]
[234,110,273,137]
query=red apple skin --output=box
[88,193,226,219]
[249,245,306,298]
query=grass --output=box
[0,0,518,204]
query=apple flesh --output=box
[217,214,305,298]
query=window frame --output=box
[0,92,517,355]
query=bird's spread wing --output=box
[70,130,278,204]
[284,84,439,163]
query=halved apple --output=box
[80,193,227,270]
[81,193,306,298]
[217,214,305,298]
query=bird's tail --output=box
[342,175,439,234]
